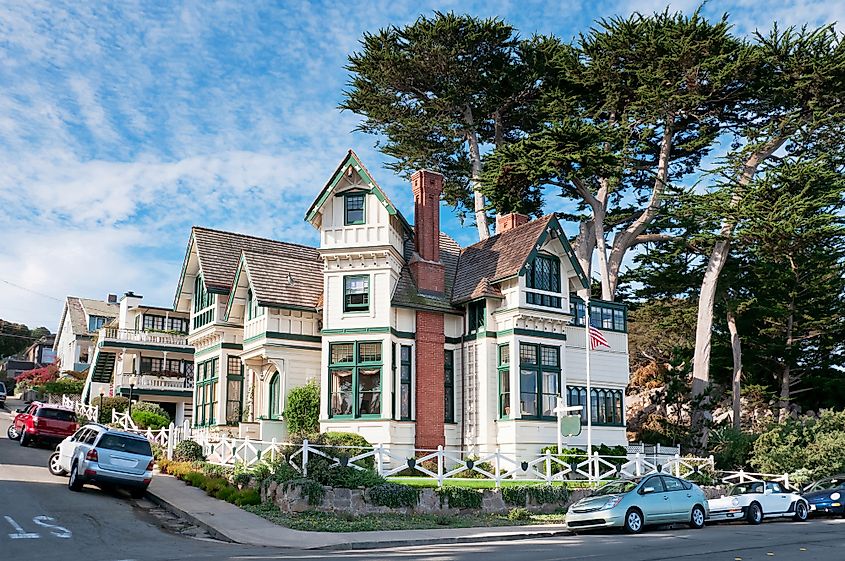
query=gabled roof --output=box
[452,215,589,304]
[57,297,118,339]
[224,247,323,319]
[304,150,412,232]
[392,233,462,314]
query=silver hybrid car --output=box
[566,474,709,533]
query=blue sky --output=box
[0,0,842,330]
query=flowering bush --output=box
[15,364,59,392]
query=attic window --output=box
[345,193,365,225]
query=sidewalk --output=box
[146,474,571,550]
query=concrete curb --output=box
[145,484,573,550]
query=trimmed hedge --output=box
[92,396,129,424]
[173,440,205,462]
[131,410,170,430]
[367,483,420,508]
[285,382,320,437]
[436,487,482,509]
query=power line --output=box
[0,279,63,302]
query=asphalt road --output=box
[2,397,844,561]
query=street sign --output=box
[561,415,582,437]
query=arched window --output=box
[268,372,281,420]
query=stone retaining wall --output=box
[262,481,590,516]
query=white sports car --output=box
[708,480,809,524]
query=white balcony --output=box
[100,327,190,348]
[116,372,194,392]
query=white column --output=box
[176,400,185,425]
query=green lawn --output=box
[244,503,567,532]
[386,476,593,490]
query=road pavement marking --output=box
[32,515,72,538]
[4,516,40,539]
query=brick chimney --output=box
[410,169,446,449]
[410,170,445,294]
[496,212,530,235]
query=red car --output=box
[7,402,78,447]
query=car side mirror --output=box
[764,488,773,495]
[641,486,656,495]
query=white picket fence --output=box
[110,409,192,461]
[61,395,99,423]
[719,469,797,490]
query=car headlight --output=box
[831,492,841,501]
[601,496,624,510]
[732,498,740,506]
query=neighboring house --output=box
[22,334,56,365]
[82,292,194,425]
[175,151,630,457]
[53,295,119,372]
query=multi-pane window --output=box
[343,275,369,312]
[444,350,455,423]
[519,343,560,419]
[498,344,510,418]
[569,297,627,333]
[143,315,166,331]
[195,357,219,426]
[467,300,486,333]
[88,315,108,331]
[140,357,164,374]
[525,255,562,308]
[268,372,281,419]
[193,275,215,329]
[329,341,382,418]
[567,386,624,426]
[226,356,243,425]
[344,193,365,225]
[165,359,183,375]
[399,345,412,421]
[167,317,188,333]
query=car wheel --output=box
[624,508,644,534]
[19,428,30,447]
[793,501,808,522]
[129,486,147,499]
[68,463,84,492]
[48,452,67,476]
[690,505,706,529]
[746,502,763,525]
[6,424,20,440]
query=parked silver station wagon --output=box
[566,474,709,533]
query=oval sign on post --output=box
[560,415,582,437]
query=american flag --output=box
[589,325,610,350]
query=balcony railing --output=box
[100,328,190,347]
[116,373,194,391]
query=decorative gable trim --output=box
[304,150,412,232]
[518,216,589,289]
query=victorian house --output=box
[174,151,630,457]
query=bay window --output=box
[329,341,382,418]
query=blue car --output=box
[802,474,845,516]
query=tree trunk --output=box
[779,282,797,420]
[571,218,596,282]
[593,205,613,300]
[464,105,490,241]
[726,306,743,430]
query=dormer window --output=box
[344,192,365,225]
[343,275,369,312]
[88,315,107,331]
[467,300,486,333]
[525,254,562,308]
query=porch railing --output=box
[100,327,190,347]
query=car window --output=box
[642,476,665,493]
[592,480,638,496]
[97,434,152,456]
[661,476,685,492]
[0,382,6,392]
[70,428,87,441]
[730,482,764,495]
[82,430,98,445]
[767,482,784,493]
[36,408,77,422]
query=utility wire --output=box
[0,279,63,302]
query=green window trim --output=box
[567,385,625,426]
[344,192,366,225]
[569,295,628,333]
[268,372,282,420]
[525,254,562,309]
[194,357,219,427]
[246,288,265,320]
[518,343,560,421]
[343,275,370,313]
[467,300,486,334]
[444,349,455,423]
[329,341,383,419]
[498,344,511,419]
[225,356,244,425]
[399,345,412,421]
[192,274,216,330]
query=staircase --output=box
[90,351,116,383]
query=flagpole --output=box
[585,298,593,479]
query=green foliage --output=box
[0,320,50,361]
[235,488,261,506]
[751,410,845,479]
[40,378,85,396]
[539,444,628,473]
[308,463,385,489]
[150,443,165,462]
[708,426,758,470]
[366,483,421,508]
[284,382,320,437]
[453,455,495,479]
[283,478,326,506]
[502,485,570,506]
[173,440,205,463]
[92,396,129,424]
[131,402,171,423]
[508,507,531,521]
[436,486,482,509]
[131,409,169,430]
[309,431,374,471]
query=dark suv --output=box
[7,402,78,446]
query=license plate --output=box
[112,458,137,468]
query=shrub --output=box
[502,485,569,506]
[285,382,320,437]
[283,478,325,505]
[508,507,531,521]
[131,402,172,423]
[708,426,757,470]
[234,488,261,506]
[150,443,165,461]
[214,485,238,502]
[131,410,170,430]
[436,487,482,509]
[174,440,205,463]
[92,396,129,424]
[310,432,374,469]
[40,378,85,396]
[751,410,845,479]
[308,462,385,489]
[366,483,420,508]
[452,455,496,479]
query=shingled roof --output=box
[59,296,119,337]
[392,234,461,313]
[191,226,318,295]
[452,215,556,304]
[241,248,323,311]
